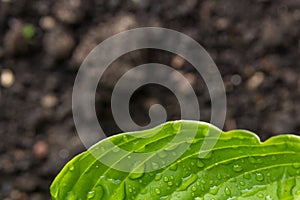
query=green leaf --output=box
[50,120,300,200]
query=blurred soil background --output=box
[1,0,300,199]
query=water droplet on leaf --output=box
[158,150,168,158]
[243,173,251,180]
[197,160,205,168]
[155,188,161,195]
[168,181,173,186]
[87,190,95,199]
[151,162,159,170]
[69,165,75,171]
[233,164,243,172]
[255,172,264,181]
[163,176,169,182]
[191,186,197,192]
[224,187,231,196]
[129,162,145,180]
[155,173,162,181]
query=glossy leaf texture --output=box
[50,120,300,200]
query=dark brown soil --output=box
[1,0,300,199]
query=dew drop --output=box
[233,164,243,172]
[209,186,219,195]
[155,173,162,181]
[123,135,129,142]
[151,162,159,170]
[191,186,197,192]
[257,193,264,198]
[197,160,205,168]
[186,137,194,144]
[168,181,173,186]
[239,181,245,186]
[87,191,95,199]
[139,187,146,194]
[178,174,198,191]
[217,174,222,180]
[255,172,264,181]
[155,188,161,195]
[163,176,169,182]
[224,187,231,196]
[69,165,75,171]
[158,150,168,158]
[243,173,251,180]
[129,162,145,180]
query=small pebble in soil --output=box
[1,68,15,88]
[33,141,49,159]
[171,55,185,69]
[43,26,75,60]
[39,16,56,31]
[185,73,197,86]
[215,17,230,30]
[40,94,58,108]
[246,72,264,90]
[53,0,85,24]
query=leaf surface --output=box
[50,120,300,200]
